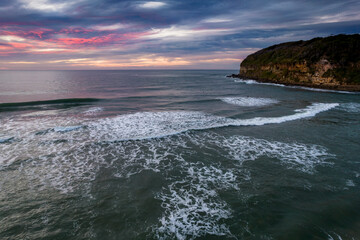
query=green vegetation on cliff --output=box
[239,34,360,88]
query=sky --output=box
[0,0,359,70]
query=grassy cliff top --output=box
[241,34,360,66]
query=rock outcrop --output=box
[233,34,360,91]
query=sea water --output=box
[0,70,359,239]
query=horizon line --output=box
[0,69,238,71]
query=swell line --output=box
[0,98,101,112]
[88,103,339,141]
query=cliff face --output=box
[238,34,360,91]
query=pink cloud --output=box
[8,42,33,49]
[58,27,94,34]
[1,28,53,40]
[53,34,117,45]
[52,32,146,46]
[25,29,53,39]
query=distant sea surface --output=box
[0,70,359,240]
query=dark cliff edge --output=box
[229,34,360,91]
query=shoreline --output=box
[227,74,360,92]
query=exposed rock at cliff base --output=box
[233,34,360,91]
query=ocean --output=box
[0,70,359,239]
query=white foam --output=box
[219,134,333,172]
[234,78,286,87]
[153,133,334,238]
[83,107,103,115]
[21,109,61,117]
[54,125,82,133]
[155,164,237,239]
[234,79,261,85]
[88,103,338,141]
[346,179,355,187]
[338,103,360,113]
[0,102,337,196]
[0,137,14,143]
[220,97,279,107]
[0,115,86,168]
[234,79,355,94]
[0,103,337,172]
[326,231,343,240]
[186,132,334,173]
[233,103,339,126]
[293,86,354,94]
[88,111,229,141]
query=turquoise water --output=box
[0,70,359,239]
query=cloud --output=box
[45,55,190,68]
[29,48,68,53]
[92,23,128,31]
[144,26,231,41]
[203,18,232,23]
[7,61,38,64]
[20,0,73,12]
[138,1,167,9]
[0,35,26,42]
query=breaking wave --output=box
[87,103,338,141]
[338,102,360,113]
[0,98,99,108]
[220,97,279,107]
[54,125,83,133]
[214,134,333,172]
[155,165,237,239]
[0,103,338,169]
[154,132,334,239]
[83,107,104,115]
[0,137,14,144]
[234,79,356,94]
[234,78,285,87]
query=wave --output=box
[34,125,83,135]
[0,102,337,175]
[0,103,338,167]
[88,111,228,141]
[54,126,83,133]
[234,78,285,87]
[338,102,360,113]
[89,103,338,141]
[346,179,355,187]
[220,97,279,107]
[21,109,62,117]
[204,133,333,172]
[0,102,338,170]
[155,164,236,239]
[83,107,103,115]
[0,137,14,144]
[233,103,338,126]
[290,85,356,94]
[153,131,334,239]
[0,98,100,112]
[234,79,357,94]
[153,132,334,238]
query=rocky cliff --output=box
[235,34,360,91]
